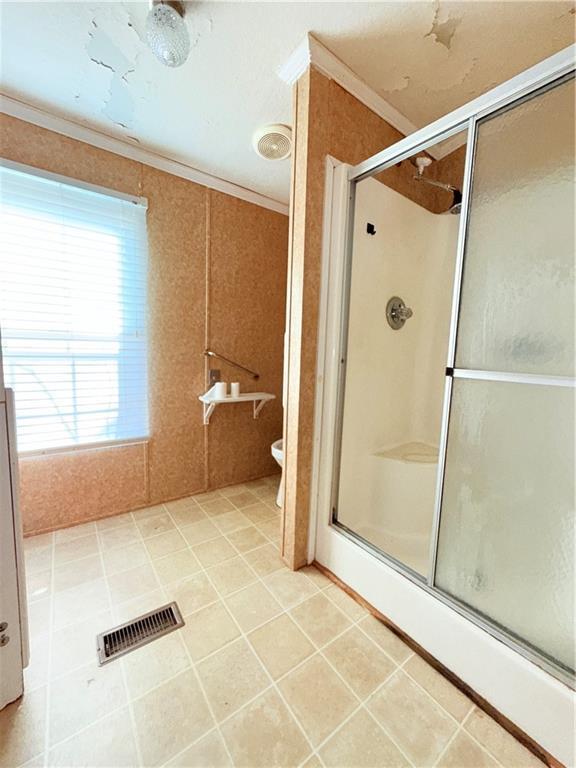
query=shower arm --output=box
[204,349,260,380]
[413,175,458,193]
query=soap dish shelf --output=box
[199,389,275,425]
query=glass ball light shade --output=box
[146,3,190,68]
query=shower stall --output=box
[312,46,574,763]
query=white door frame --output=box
[309,46,575,766]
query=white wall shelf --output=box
[199,389,275,425]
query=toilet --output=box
[271,438,284,507]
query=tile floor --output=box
[0,475,543,768]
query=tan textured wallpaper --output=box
[0,114,287,535]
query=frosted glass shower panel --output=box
[455,77,575,376]
[435,379,575,672]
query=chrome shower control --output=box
[386,297,413,330]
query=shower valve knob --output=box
[386,297,413,330]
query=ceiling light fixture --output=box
[146,1,190,68]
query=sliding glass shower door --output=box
[434,76,575,674]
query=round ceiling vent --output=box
[252,124,292,161]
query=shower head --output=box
[449,189,462,215]
[412,156,462,215]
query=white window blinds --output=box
[0,163,149,453]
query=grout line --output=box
[39,529,56,767]
[93,517,146,768]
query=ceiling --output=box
[0,1,574,205]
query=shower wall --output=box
[337,177,458,570]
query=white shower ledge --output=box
[199,389,275,425]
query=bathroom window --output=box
[0,163,149,453]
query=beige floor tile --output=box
[191,490,222,503]
[25,544,53,575]
[358,615,413,664]
[113,588,167,625]
[107,563,159,605]
[131,503,166,520]
[323,626,395,699]
[24,532,53,551]
[320,708,410,768]
[263,569,319,609]
[0,685,47,768]
[212,510,251,535]
[207,556,258,596]
[51,610,113,679]
[464,708,544,768]
[153,548,202,585]
[438,731,500,768]
[367,670,457,765]
[18,752,46,767]
[300,565,333,590]
[167,573,218,616]
[180,518,220,546]
[218,483,250,498]
[144,529,187,559]
[301,755,323,768]
[248,614,314,679]
[324,585,367,621]
[242,543,285,577]
[225,582,282,632]
[241,502,276,525]
[196,638,269,722]
[26,568,52,603]
[53,554,103,592]
[53,579,109,631]
[136,512,175,539]
[28,597,52,637]
[244,477,272,492]
[226,525,267,553]
[96,512,134,531]
[290,593,352,647]
[278,655,357,746]
[48,660,127,746]
[404,653,473,722]
[24,632,50,692]
[98,523,140,551]
[192,537,237,568]
[47,707,139,767]
[221,688,311,768]
[54,533,99,566]
[200,497,237,518]
[101,540,149,577]
[54,521,96,543]
[133,669,214,766]
[228,491,261,509]
[123,631,191,699]
[167,730,231,767]
[168,505,207,528]
[165,495,201,512]
[256,518,281,544]
[180,601,240,661]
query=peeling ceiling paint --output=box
[0,1,573,203]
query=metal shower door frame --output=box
[326,45,575,685]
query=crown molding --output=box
[278,33,466,161]
[0,94,289,216]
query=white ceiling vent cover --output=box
[252,124,292,161]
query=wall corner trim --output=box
[277,33,464,161]
[0,94,289,216]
